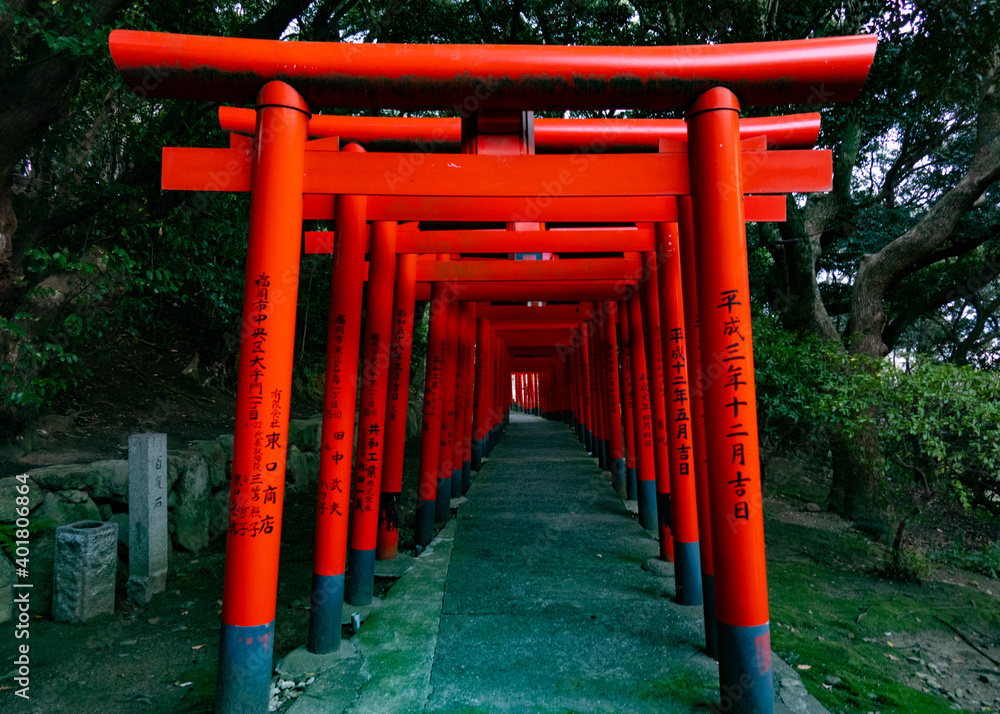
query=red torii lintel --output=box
[110,30,876,110]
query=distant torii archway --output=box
[109,29,877,714]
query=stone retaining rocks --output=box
[0,475,42,521]
[11,415,323,615]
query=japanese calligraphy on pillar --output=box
[317,312,350,522]
[667,326,693,483]
[387,309,409,424]
[230,272,280,538]
[354,332,383,515]
[717,289,750,522]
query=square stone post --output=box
[127,432,168,604]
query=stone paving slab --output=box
[289,412,828,714]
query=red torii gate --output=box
[109,28,876,714]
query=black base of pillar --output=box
[307,573,344,654]
[345,547,376,606]
[415,499,435,546]
[636,479,658,531]
[626,467,637,500]
[471,439,483,471]
[717,621,774,714]
[462,460,471,493]
[673,540,703,606]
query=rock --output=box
[825,675,842,686]
[26,463,101,492]
[38,491,101,527]
[187,440,227,490]
[0,476,43,522]
[805,503,821,513]
[0,553,15,624]
[59,489,90,504]
[108,513,130,547]
[29,531,55,615]
[641,557,674,578]
[285,446,310,491]
[172,452,210,553]
[209,490,229,542]
[98,503,113,520]
[216,433,234,459]
[303,451,319,484]
[288,418,321,452]
[90,460,129,503]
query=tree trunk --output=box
[827,410,890,532]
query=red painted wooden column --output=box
[307,142,368,655]
[471,317,491,470]
[216,82,308,714]
[640,254,675,562]
[688,87,772,712]
[435,294,460,521]
[625,290,658,531]
[617,299,638,499]
[680,195,718,656]
[592,307,610,470]
[458,302,476,492]
[450,302,471,497]
[415,280,449,546]
[580,326,594,453]
[344,221,397,605]
[376,252,418,561]
[656,221,703,606]
[603,301,626,493]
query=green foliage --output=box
[755,320,1000,517]
[0,516,55,561]
[752,314,838,464]
[882,362,1000,515]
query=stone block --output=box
[108,513,130,547]
[187,440,227,490]
[0,476,42,522]
[127,433,168,605]
[39,491,101,527]
[289,418,321,452]
[25,463,101,492]
[90,459,129,503]
[286,446,310,491]
[27,530,54,615]
[0,554,14,624]
[209,489,230,542]
[53,520,118,623]
[172,452,210,552]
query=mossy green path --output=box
[291,412,827,713]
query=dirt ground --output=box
[2,344,999,712]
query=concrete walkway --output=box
[286,412,825,713]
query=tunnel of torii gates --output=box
[109,28,877,714]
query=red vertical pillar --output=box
[603,301,626,494]
[656,221,703,605]
[591,310,609,470]
[579,325,594,454]
[680,195,718,656]
[459,303,476,492]
[217,82,308,714]
[307,145,368,654]
[688,87,772,713]
[471,317,490,470]
[415,282,449,546]
[626,291,658,531]
[640,255,675,562]
[450,302,471,497]
[344,221,397,605]
[617,299,637,499]
[376,252,417,561]
[436,298,460,520]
